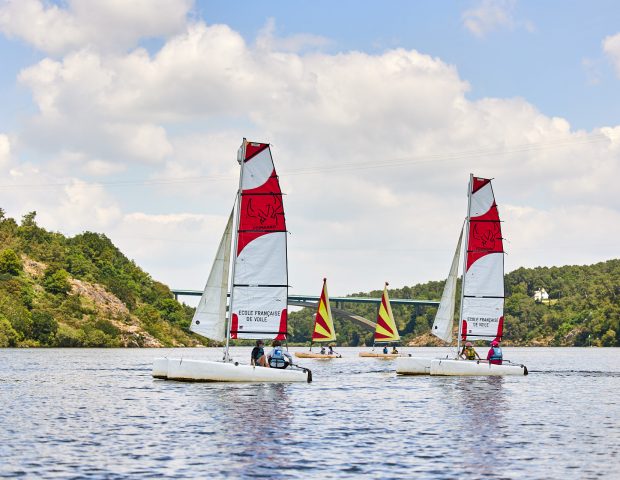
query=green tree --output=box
[0,315,19,347]
[0,248,22,275]
[44,269,71,295]
[31,311,59,344]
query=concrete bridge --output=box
[172,290,439,331]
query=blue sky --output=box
[0,0,619,297]
[194,0,620,129]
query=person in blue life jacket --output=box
[486,340,503,365]
[320,346,326,355]
[460,341,481,360]
[268,340,293,369]
[382,345,389,354]
[251,340,268,367]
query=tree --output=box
[0,315,18,347]
[21,211,37,227]
[31,311,58,344]
[0,248,22,275]
[44,269,71,295]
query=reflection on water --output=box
[0,347,619,479]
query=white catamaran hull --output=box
[430,358,527,376]
[359,352,407,359]
[294,352,341,359]
[152,358,311,383]
[396,356,528,376]
[395,356,433,375]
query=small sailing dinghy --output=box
[397,174,527,376]
[152,140,311,382]
[295,278,342,359]
[359,283,406,358]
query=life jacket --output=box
[465,347,476,360]
[269,346,288,369]
[489,347,503,362]
[252,346,264,361]
[383,346,388,354]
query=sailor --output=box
[320,346,326,355]
[382,345,389,354]
[251,340,269,367]
[328,344,336,355]
[268,340,293,369]
[391,346,399,354]
[487,340,503,365]
[460,341,481,360]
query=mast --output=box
[457,173,473,356]
[224,138,247,362]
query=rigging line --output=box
[282,133,617,176]
[0,131,615,190]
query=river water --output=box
[1,347,618,479]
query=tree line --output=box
[1,208,618,347]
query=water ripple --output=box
[0,347,619,479]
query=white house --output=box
[534,288,549,302]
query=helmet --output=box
[491,340,499,347]
[465,342,473,347]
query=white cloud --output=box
[0,0,192,55]
[462,0,516,38]
[603,32,620,77]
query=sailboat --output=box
[359,283,406,358]
[152,139,311,382]
[396,174,527,376]
[295,278,342,358]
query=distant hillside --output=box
[0,209,208,348]
[289,260,620,347]
[2,209,618,348]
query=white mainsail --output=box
[431,226,463,343]
[190,210,234,342]
[460,175,505,342]
[229,141,288,340]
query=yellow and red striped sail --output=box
[374,283,400,343]
[311,278,336,343]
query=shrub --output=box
[0,316,18,347]
[0,249,22,276]
[44,269,71,295]
[31,311,59,344]
[55,324,86,347]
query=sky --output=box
[0,0,619,301]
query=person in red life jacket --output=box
[487,340,503,365]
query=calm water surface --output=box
[1,347,618,479]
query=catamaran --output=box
[152,139,311,382]
[396,174,528,376]
[359,283,406,358]
[295,278,342,359]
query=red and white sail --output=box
[460,175,504,342]
[230,141,288,340]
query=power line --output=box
[0,132,616,190]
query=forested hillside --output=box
[2,209,618,348]
[289,260,620,347]
[0,210,207,347]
